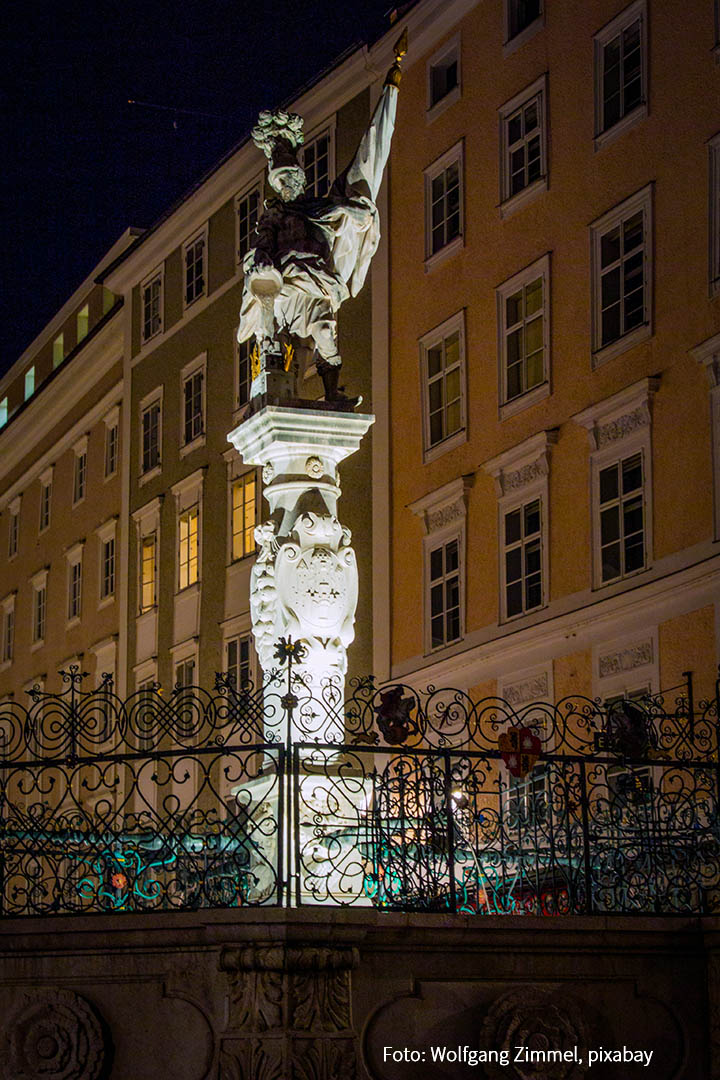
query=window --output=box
[598,453,645,583]
[175,656,196,689]
[66,546,83,622]
[424,142,463,265]
[24,366,35,400]
[39,471,52,533]
[178,506,199,590]
[183,367,204,445]
[710,133,720,295]
[183,229,207,308]
[237,339,252,409]
[226,635,252,690]
[141,268,163,344]
[140,534,156,612]
[0,397,7,427]
[497,255,550,416]
[1,597,15,665]
[301,130,332,197]
[236,184,261,262]
[507,764,550,827]
[77,304,89,343]
[101,536,115,600]
[690,331,720,539]
[232,473,257,561]
[105,421,118,478]
[594,0,647,147]
[503,498,543,618]
[53,333,64,369]
[102,287,114,314]
[499,76,547,214]
[140,392,162,476]
[591,185,652,365]
[427,35,461,118]
[428,537,461,649]
[419,311,466,461]
[504,0,543,50]
[32,576,47,644]
[73,444,87,505]
[8,501,19,558]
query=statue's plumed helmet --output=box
[252,110,304,170]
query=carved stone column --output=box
[219,944,360,1080]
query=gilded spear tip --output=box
[385,27,408,88]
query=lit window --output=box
[102,287,115,315]
[175,656,196,689]
[101,537,115,599]
[53,333,64,369]
[33,581,47,643]
[419,311,466,461]
[77,304,89,344]
[39,479,52,533]
[497,255,550,415]
[232,473,257,561]
[504,0,543,47]
[183,368,204,445]
[141,399,161,474]
[226,635,252,690]
[0,397,7,427]
[301,131,331,197]
[710,133,720,295]
[428,537,461,650]
[594,1,647,146]
[591,185,652,364]
[424,142,463,265]
[73,450,87,504]
[598,453,645,583]
[24,366,35,400]
[504,498,543,618]
[140,534,157,612]
[105,423,118,478]
[499,76,547,212]
[237,185,261,262]
[183,230,206,308]
[237,339,252,408]
[141,270,163,343]
[178,506,199,590]
[67,557,83,621]
[427,36,460,115]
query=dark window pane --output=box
[601,507,620,545]
[430,548,443,581]
[446,540,459,572]
[622,454,642,493]
[506,581,523,617]
[602,541,621,581]
[524,501,540,535]
[505,509,521,546]
[506,547,522,583]
[601,227,620,268]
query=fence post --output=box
[682,670,695,741]
[443,751,458,914]
[579,762,593,915]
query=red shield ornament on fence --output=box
[498,726,542,778]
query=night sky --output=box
[1,0,397,376]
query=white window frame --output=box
[138,531,157,614]
[173,643,198,690]
[503,0,544,55]
[72,436,88,507]
[77,303,89,344]
[710,132,720,297]
[690,332,720,541]
[139,386,163,484]
[426,33,461,122]
[497,254,551,419]
[182,225,208,310]
[24,366,35,401]
[229,469,258,563]
[593,0,648,150]
[224,632,256,692]
[409,476,474,656]
[103,405,120,480]
[38,466,53,534]
[1,593,15,669]
[140,266,164,345]
[424,140,464,272]
[235,178,263,267]
[96,518,117,608]
[173,468,204,595]
[574,377,658,590]
[53,332,65,369]
[90,637,117,691]
[498,75,548,218]
[65,541,84,625]
[499,491,546,622]
[300,121,336,198]
[590,184,653,368]
[132,497,162,618]
[7,496,20,559]
[419,310,467,463]
[180,354,206,456]
[31,568,48,648]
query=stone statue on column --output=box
[237,30,407,407]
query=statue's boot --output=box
[317,360,361,408]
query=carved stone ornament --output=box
[598,641,653,679]
[263,462,275,484]
[480,987,589,1080]
[0,987,108,1080]
[305,456,324,479]
[503,459,546,492]
[504,672,549,707]
[595,405,648,448]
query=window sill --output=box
[30,639,44,652]
[593,562,649,591]
[72,497,85,510]
[103,469,118,485]
[500,601,547,626]
[182,292,207,314]
[711,276,720,299]
[141,327,163,349]
[594,102,648,152]
[425,635,463,658]
[66,616,80,629]
[499,381,550,420]
[499,176,548,220]
[98,594,115,611]
[425,234,464,274]
[179,433,206,458]
[139,464,162,487]
[592,323,651,369]
[426,85,461,125]
[423,427,467,464]
[176,581,201,597]
[0,659,11,672]
[502,15,544,57]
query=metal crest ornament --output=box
[498,725,542,778]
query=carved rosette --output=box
[0,988,108,1080]
[480,988,589,1080]
[219,946,359,1080]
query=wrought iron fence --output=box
[0,664,717,917]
